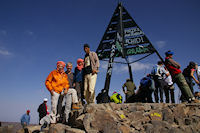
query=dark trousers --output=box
[75,82,84,103]
[134,86,153,103]
[164,85,175,103]
[154,79,168,103]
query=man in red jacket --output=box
[164,50,199,103]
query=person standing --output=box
[164,50,198,103]
[83,44,100,104]
[20,110,30,128]
[122,79,136,103]
[152,61,169,103]
[37,98,49,123]
[183,61,199,94]
[45,61,69,123]
[74,58,85,104]
[164,69,175,103]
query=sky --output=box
[0,0,200,124]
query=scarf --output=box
[77,58,84,71]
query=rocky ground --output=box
[1,103,200,133]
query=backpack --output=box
[140,77,151,88]
[116,93,122,103]
[96,89,110,103]
[151,65,161,77]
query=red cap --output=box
[27,110,30,113]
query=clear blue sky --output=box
[0,0,199,124]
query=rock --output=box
[84,110,118,133]
[0,125,13,133]
[25,125,41,133]
[65,126,85,133]
[49,123,67,133]
[15,103,200,133]
[162,108,174,124]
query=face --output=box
[84,47,90,54]
[57,64,64,71]
[67,64,72,72]
[168,55,173,58]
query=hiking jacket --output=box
[165,57,181,77]
[20,114,30,125]
[45,70,69,94]
[122,81,136,96]
[37,102,47,120]
[74,67,83,82]
[84,51,100,72]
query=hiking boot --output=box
[72,103,80,110]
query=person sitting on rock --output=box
[110,91,122,104]
[133,75,154,103]
[37,98,49,124]
[56,62,80,124]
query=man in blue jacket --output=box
[20,110,30,128]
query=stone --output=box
[0,125,13,133]
[162,108,174,124]
[25,125,41,133]
[118,124,131,133]
[49,123,67,133]
[65,126,85,133]
[14,103,200,133]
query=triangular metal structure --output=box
[96,2,164,100]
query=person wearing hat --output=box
[73,58,85,105]
[83,44,100,104]
[20,110,30,128]
[45,61,69,123]
[182,62,200,97]
[165,50,199,103]
[122,79,136,103]
[37,98,49,123]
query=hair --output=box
[157,61,163,65]
[189,61,196,68]
[67,62,72,67]
[84,43,90,48]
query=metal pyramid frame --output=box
[96,2,164,96]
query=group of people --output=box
[20,49,200,128]
[44,44,99,124]
[120,50,200,104]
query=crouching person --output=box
[110,91,123,104]
[134,75,154,103]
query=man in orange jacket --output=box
[45,61,69,123]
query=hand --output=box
[50,90,54,96]
[92,69,97,75]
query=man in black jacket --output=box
[38,98,48,123]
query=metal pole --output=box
[119,2,133,81]
[104,44,116,91]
